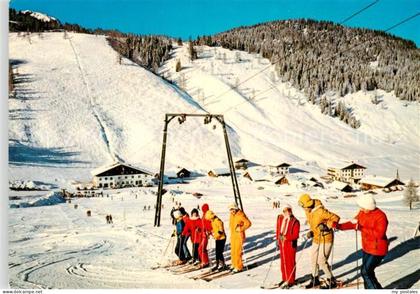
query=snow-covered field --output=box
[8,178,420,288]
[8,32,420,288]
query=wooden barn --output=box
[208,168,231,178]
[176,168,191,178]
[92,162,154,189]
[274,176,289,185]
[234,159,249,170]
[359,176,405,191]
[331,180,353,192]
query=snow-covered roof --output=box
[208,168,230,176]
[244,167,270,181]
[328,161,366,170]
[331,181,352,191]
[20,10,57,22]
[91,161,154,177]
[270,162,291,168]
[234,158,249,163]
[360,175,403,187]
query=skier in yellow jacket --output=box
[205,210,228,271]
[298,194,340,289]
[229,203,251,273]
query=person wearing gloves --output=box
[178,207,192,262]
[275,204,300,288]
[205,210,228,271]
[198,203,212,269]
[229,203,252,273]
[173,210,187,265]
[337,194,388,289]
[298,194,340,289]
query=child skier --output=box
[337,194,388,289]
[229,203,252,273]
[205,210,228,271]
[275,204,300,288]
[173,210,187,265]
[182,208,202,265]
[298,194,340,289]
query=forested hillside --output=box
[196,19,419,102]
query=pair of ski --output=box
[262,279,362,289]
[192,263,259,282]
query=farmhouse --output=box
[92,162,154,189]
[359,175,405,191]
[234,159,249,170]
[327,162,366,184]
[208,168,231,178]
[269,163,291,175]
[166,168,192,179]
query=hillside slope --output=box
[9,33,237,181]
[9,32,420,183]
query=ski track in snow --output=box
[67,37,117,163]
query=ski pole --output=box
[284,237,310,284]
[329,233,335,289]
[356,229,360,289]
[261,241,279,287]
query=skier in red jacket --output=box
[276,204,300,288]
[182,208,202,265]
[198,203,212,268]
[338,195,388,289]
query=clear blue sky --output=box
[10,0,420,45]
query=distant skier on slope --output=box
[275,204,300,288]
[229,203,252,273]
[205,210,228,271]
[298,194,340,289]
[337,194,388,289]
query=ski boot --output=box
[305,275,321,289]
[320,278,338,289]
[211,262,219,272]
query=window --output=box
[125,176,128,179]
[132,176,134,178]
[118,176,121,179]
[99,178,102,181]
[105,177,108,180]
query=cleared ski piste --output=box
[8,32,420,288]
[8,178,420,289]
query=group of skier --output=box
[170,202,252,273]
[169,193,388,289]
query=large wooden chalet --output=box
[92,162,154,189]
[359,176,405,191]
[269,163,291,175]
[327,162,366,184]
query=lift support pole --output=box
[154,113,243,227]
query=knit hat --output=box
[202,203,209,214]
[282,203,292,211]
[228,203,238,210]
[205,210,215,220]
[173,210,182,219]
[298,193,314,208]
[357,195,376,211]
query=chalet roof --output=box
[271,162,291,168]
[209,168,231,176]
[273,175,288,183]
[341,163,367,170]
[244,167,270,181]
[331,181,352,191]
[360,176,405,187]
[234,158,249,163]
[91,162,154,177]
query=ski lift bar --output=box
[154,113,243,227]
